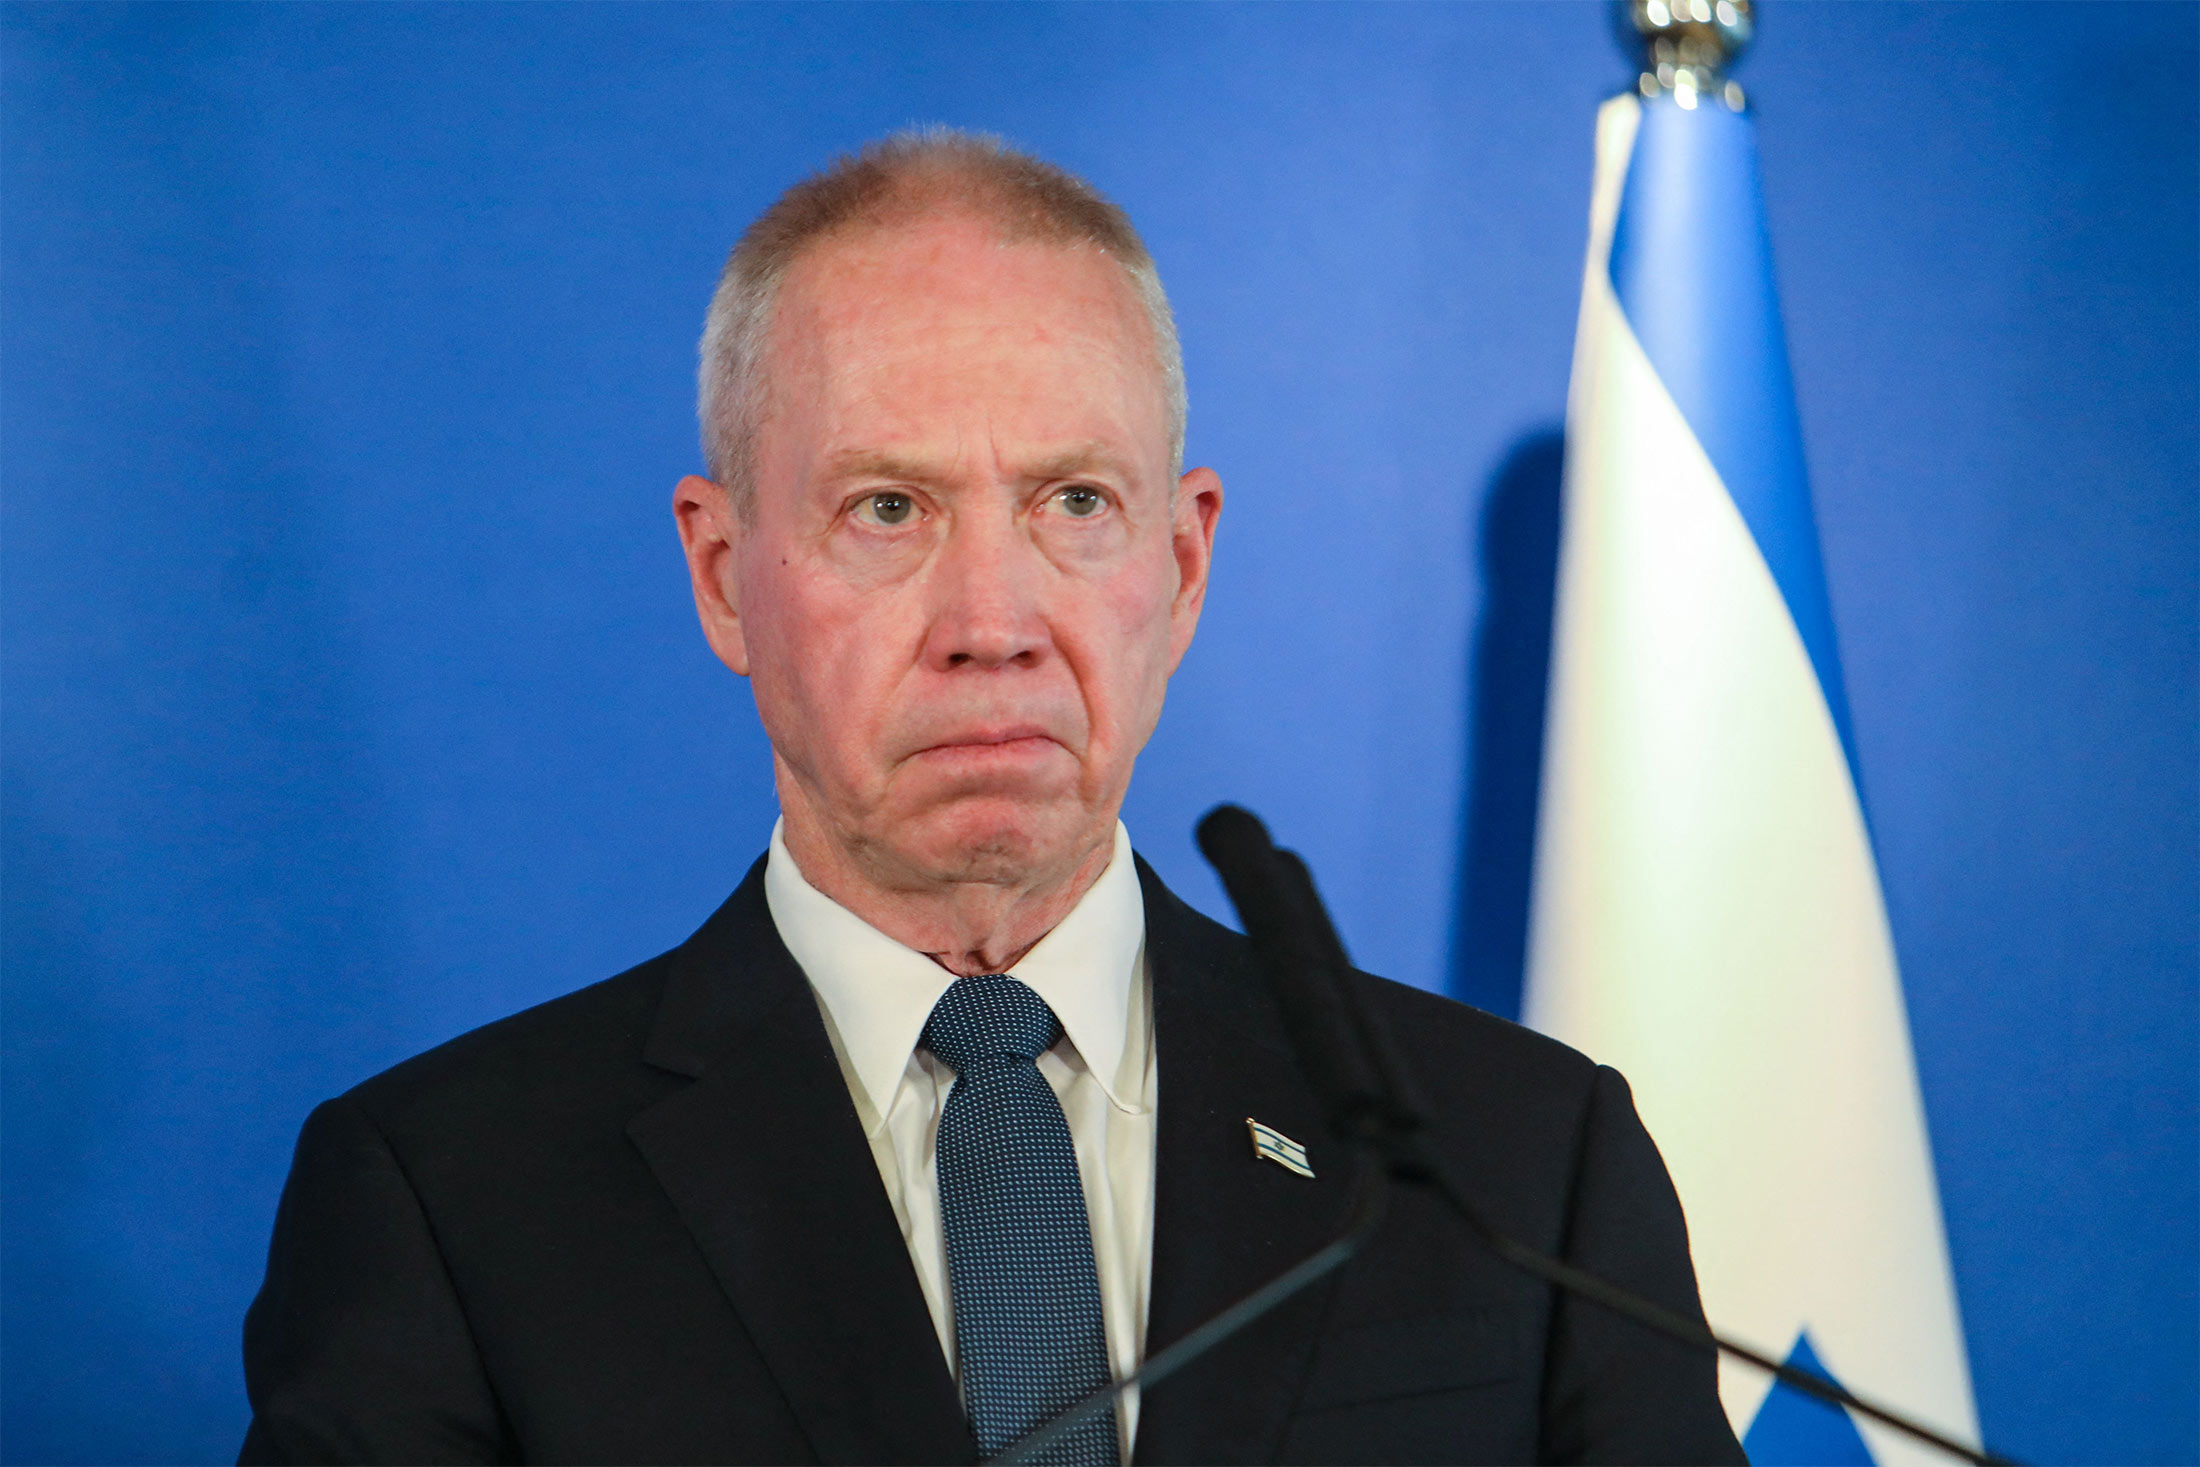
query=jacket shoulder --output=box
[1361,969,1599,1088]
[336,860,787,1149]
[1141,857,1598,1090]
[342,949,678,1137]
[1139,859,1610,1178]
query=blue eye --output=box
[1057,487,1105,517]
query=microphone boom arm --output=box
[1192,804,2016,1467]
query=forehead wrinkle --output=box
[980,425,1140,488]
[819,438,1138,489]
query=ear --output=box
[673,474,751,676]
[1165,465,1224,673]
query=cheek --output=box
[741,562,871,736]
[747,558,944,765]
[1077,547,1183,727]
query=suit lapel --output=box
[626,864,977,1466]
[1132,862,1358,1466]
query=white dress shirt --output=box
[763,819,1157,1456]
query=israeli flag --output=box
[1521,92,1981,1465]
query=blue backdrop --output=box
[4,4,2193,1462]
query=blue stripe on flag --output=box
[1608,96,1859,779]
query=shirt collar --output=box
[764,819,1147,1133]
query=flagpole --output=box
[1616,0,1753,114]
[1522,2,2002,1463]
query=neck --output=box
[776,792,1119,978]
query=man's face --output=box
[678,211,1222,895]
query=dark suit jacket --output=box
[240,857,1745,1465]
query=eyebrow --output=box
[818,449,938,484]
[1024,444,1133,481]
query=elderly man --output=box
[241,131,1744,1466]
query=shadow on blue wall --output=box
[1448,428,1565,1022]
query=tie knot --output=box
[921,974,1061,1075]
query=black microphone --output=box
[1192,803,2014,1467]
[988,810,1413,1465]
[1195,803,1413,1151]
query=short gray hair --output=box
[697,127,1187,510]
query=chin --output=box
[890,794,1100,887]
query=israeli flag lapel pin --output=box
[1246,1118,1314,1178]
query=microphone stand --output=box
[1193,804,2016,1467]
[992,805,2016,1467]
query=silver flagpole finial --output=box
[1616,0,1753,112]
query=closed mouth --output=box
[916,729,1057,754]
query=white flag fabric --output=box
[1522,92,1980,1465]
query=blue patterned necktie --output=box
[922,974,1120,1466]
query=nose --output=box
[921,504,1050,672]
